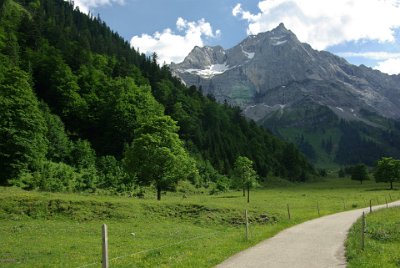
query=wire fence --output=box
[75,195,400,268]
[358,203,400,251]
[77,230,220,268]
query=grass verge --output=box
[346,206,400,268]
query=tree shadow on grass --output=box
[214,195,242,199]
[364,188,399,192]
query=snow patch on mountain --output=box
[273,40,288,46]
[270,36,288,46]
[185,63,231,78]
[241,46,255,59]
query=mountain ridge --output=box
[171,23,400,166]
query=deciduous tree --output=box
[124,116,198,200]
[374,157,400,190]
[0,67,48,184]
[351,164,369,184]
[234,156,258,203]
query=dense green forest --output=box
[0,0,314,195]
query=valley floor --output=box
[0,178,399,267]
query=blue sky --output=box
[74,0,400,74]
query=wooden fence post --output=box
[385,197,388,208]
[361,212,365,250]
[369,200,372,213]
[317,202,320,217]
[245,209,249,240]
[287,204,291,220]
[343,199,346,210]
[102,224,109,268]
[389,194,392,202]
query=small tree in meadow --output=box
[123,115,198,200]
[234,156,258,203]
[338,168,346,178]
[374,157,400,190]
[351,164,369,184]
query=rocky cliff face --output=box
[171,23,400,124]
[171,23,400,166]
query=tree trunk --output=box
[157,186,161,201]
[360,180,362,184]
[390,181,393,190]
[247,184,250,203]
[243,186,245,197]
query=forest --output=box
[0,0,314,197]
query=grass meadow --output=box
[346,206,400,268]
[0,177,399,267]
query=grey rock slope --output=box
[171,23,400,166]
[171,23,400,124]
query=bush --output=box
[96,155,132,191]
[37,161,79,192]
[318,169,327,177]
[210,176,231,195]
[75,166,98,192]
[10,161,80,192]
[176,180,206,196]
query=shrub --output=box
[10,161,80,192]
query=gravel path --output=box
[216,200,400,268]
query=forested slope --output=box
[0,0,314,193]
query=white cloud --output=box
[130,17,221,64]
[69,0,124,14]
[375,58,400,74]
[338,52,400,61]
[233,0,400,50]
[337,51,400,74]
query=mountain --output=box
[171,23,400,166]
[0,0,313,190]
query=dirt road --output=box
[216,201,400,268]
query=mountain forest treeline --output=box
[0,0,314,195]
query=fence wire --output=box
[76,231,220,268]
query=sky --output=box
[73,0,400,75]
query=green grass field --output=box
[346,206,400,268]
[0,177,399,267]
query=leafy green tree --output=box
[96,155,131,191]
[338,168,345,178]
[374,157,400,190]
[234,156,258,203]
[99,78,163,156]
[351,164,369,184]
[70,139,96,170]
[41,103,72,162]
[280,142,313,181]
[124,116,198,200]
[0,67,48,184]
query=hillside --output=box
[0,0,314,194]
[171,23,400,167]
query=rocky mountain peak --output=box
[170,23,400,166]
[171,45,226,71]
[273,22,288,33]
[171,24,400,122]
